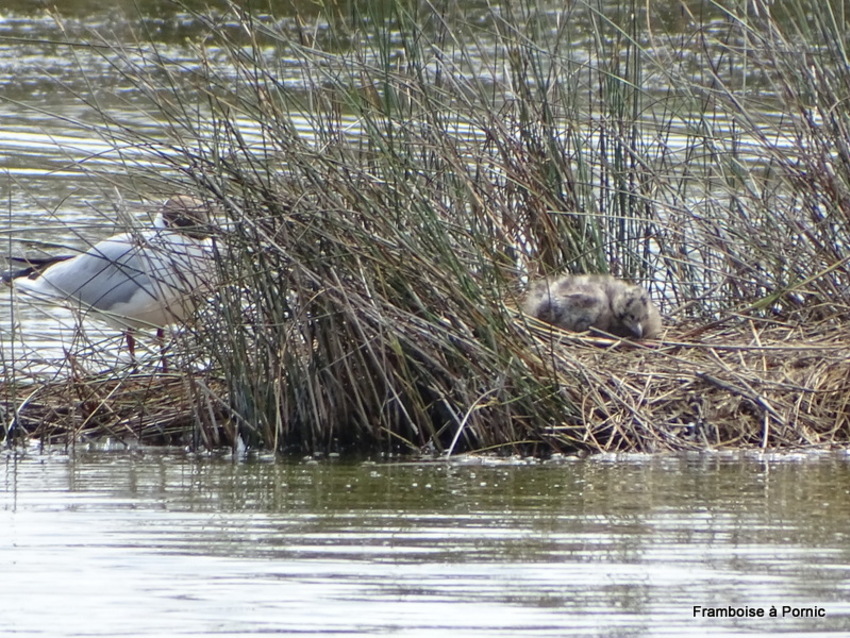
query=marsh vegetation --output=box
[4,0,850,455]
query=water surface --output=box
[3,450,850,636]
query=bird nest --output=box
[2,317,849,454]
[1,372,232,449]
[523,316,850,452]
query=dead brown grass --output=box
[3,372,231,449]
[521,317,850,453]
[5,317,850,455]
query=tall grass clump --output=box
[16,0,850,453]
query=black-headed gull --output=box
[524,273,662,339]
[5,195,218,364]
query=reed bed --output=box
[6,316,850,454]
[5,0,850,455]
[3,371,229,449]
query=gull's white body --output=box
[15,227,211,330]
[10,196,216,359]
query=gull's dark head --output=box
[157,196,216,239]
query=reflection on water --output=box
[2,450,850,636]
